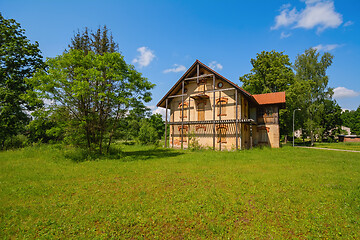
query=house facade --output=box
[157,60,286,150]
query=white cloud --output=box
[312,44,342,51]
[163,64,186,74]
[132,46,155,68]
[208,61,223,70]
[344,20,354,27]
[272,0,343,33]
[280,31,292,39]
[333,87,360,99]
[271,7,298,30]
[148,105,169,120]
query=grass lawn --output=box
[1,144,359,239]
[314,142,360,151]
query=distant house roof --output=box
[252,92,286,105]
[157,60,286,108]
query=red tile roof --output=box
[252,92,286,105]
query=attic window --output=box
[217,82,223,88]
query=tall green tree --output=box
[293,48,334,145]
[28,47,154,153]
[0,13,43,149]
[319,99,342,140]
[341,106,360,135]
[239,50,294,94]
[239,50,295,140]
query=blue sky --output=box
[1,0,359,114]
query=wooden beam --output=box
[188,99,190,144]
[240,94,242,150]
[168,119,254,125]
[197,63,200,83]
[235,90,238,150]
[184,74,213,81]
[219,90,221,151]
[181,80,184,150]
[165,98,168,148]
[250,123,253,150]
[167,93,187,99]
[212,75,216,150]
[166,87,235,100]
[172,104,174,148]
[208,87,235,93]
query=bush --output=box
[188,132,201,150]
[3,134,28,150]
[138,120,159,145]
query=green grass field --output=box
[314,142,360,151]
[1,144,360,239]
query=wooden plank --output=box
[188,99,190,144]
[181,80,184,149]
[168,119,254,125]
[165,98,168,148]
[167,88,235,100]
[235,90,238,150]
[184,73,213,81]
[212,75,216,150]
[168,93,187,99]
[219,90,221,151]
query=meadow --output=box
[1,143,360,239]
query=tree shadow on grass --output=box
[65,146,184,162]
[120,148,184,162]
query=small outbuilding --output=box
[338,135,360,143]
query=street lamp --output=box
[293,108,301,147]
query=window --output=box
[216,97,228,117]
[178,102,188,119]
[197,101,205,121]
[217,82,223,88]
[216,124,228,143]
[257,106,276,124]
[178,126,188,142]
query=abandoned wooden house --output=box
[157,60,286,150]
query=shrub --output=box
[138,120,159,145]
[3,134,28,150]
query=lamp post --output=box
[293,108,301,147]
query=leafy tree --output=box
[138,119,159,145]
[239,50,294,94]
[293,48,334,145]
[319,99,342,140]
[149,113,165,139]
[239,50,295,141]
[68,26,118,55]
[28,48,154,154]
[341,106,360,135]
[0,13,43,149]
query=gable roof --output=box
[252,92,286,105]
[157,60,252,107]
[156,60,286,108]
